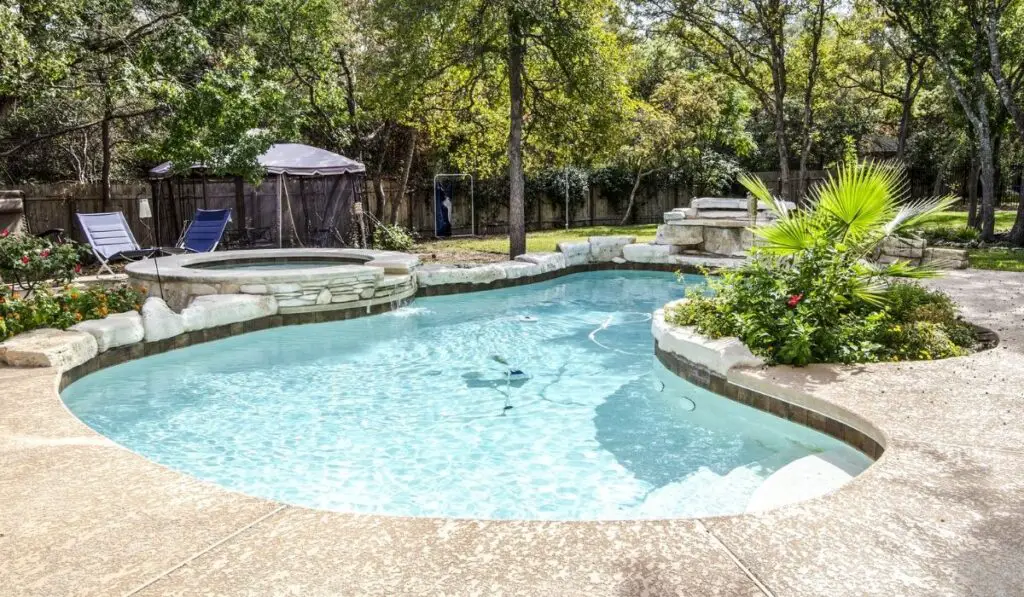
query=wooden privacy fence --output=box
[5,179,700,246]
[367,180,695,236]
[11,182,158,246]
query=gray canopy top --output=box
[149,143,366,179]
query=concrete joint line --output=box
[122,504,290,596]
[696,520,776,597]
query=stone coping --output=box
[125,248,417,283]
[3,267,1024,595]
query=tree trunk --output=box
[100,116,112,212]
[1009,174,1024,245]
[620,169,644,226]
[967,153,980,229]
[977,101,997,240]
[896,59,924,162]
[798,0,826,198]
[392,129,416,225]
[506,11,527,258]
[767,6,790,202]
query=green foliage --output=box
[668,258,975,365]
[0,232,84,297]
[666,161,971,366]
[372,223,415,252]
[0,284,143,341]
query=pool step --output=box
[745,449,872,513]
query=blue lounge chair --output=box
[178,208,231,253]
[76,212,161,275]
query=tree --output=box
[648,0,799,198]
[878,0,1001,240]
[372,0,628,258]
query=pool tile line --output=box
[654,346,885,461]
[696,520,777,597]
[120,504,290,597]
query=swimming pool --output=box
[62,271,868,520]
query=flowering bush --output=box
[667,161,976,366]
[0,284,143,340]
[668,252,975,365]
[0,230,84,296]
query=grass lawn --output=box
[915,210,1016,231]
[415,224,659,256]
[968,248,1024,272]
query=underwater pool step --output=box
[745,449,873,513]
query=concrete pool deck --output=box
[2,269,1024,596]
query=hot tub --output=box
[125,248,419,312]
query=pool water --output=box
[62,271,868,520]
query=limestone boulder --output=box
[556,242,591,266]
[0,328,98,369]
[654,224,704,247]
[498,261,543,280]
[663,208,698,223]
[70,311,144,352]
[923,247,969,270]
[588,236,635,261]
[141,297,185,342]
[514,252,567,273]
[652,306,764,376]
[181,294,278,332]
[622,243,681,264]
[415,264,507,287]
[702,227,753,256]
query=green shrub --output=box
[372,223,415,252]
[0,231,85,297]
[0,284,143,340]
[667,161,975,366]
[913,225,980,246]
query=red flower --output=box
[40,249,50,258]
[0,228,8,238]
[20,255,29,264]
[74,263,82,274]
[786,293,804,309]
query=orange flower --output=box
[74,312,82,321]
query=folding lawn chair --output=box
[76,212,161,275]
[177,208,231,253]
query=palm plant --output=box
[738,160,957,303]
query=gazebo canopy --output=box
[149,143,366,179]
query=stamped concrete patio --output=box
[2,269,1023,597]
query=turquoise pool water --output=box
[61,271,867,520]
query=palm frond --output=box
[860,259,943,280]
[883,194,959,236]
[751,213,817,254]
[851,277,888,306]
[812,160,908,243]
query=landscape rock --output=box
[498,261,543,279]
[652,305,764,376]
[0,328,97,369]
[556,241,591,266]
[141,297,185,342]
[702,227,752,256]
[415,263,507,287]
[923,247,969,270]
[588,236,635,261]
[654,224,704,247]
[70,311,144,352]
[514,252,567,273]
[181,294,278,331]
[623,243,681,263]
